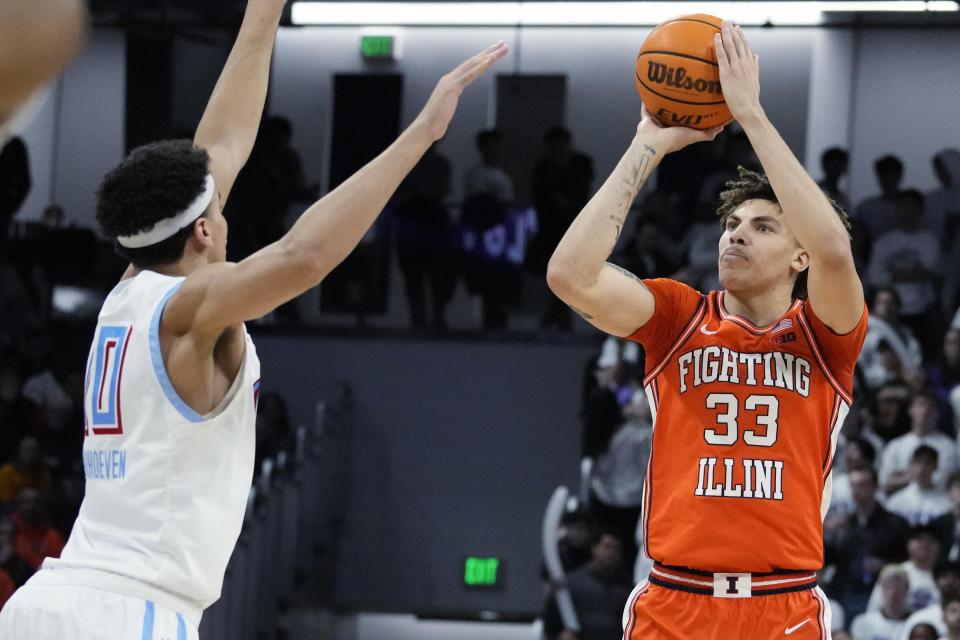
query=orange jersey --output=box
[628,279,868,572]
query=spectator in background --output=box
[227,115,318,261]
[932,472,960,561]
[898,565,960,640]
[20,349,73,435]
[824,465,910,621]
[867,526,942,614]
[543,527,633,640]
[586,338,649,571]
[0,354,32,457]
[853,155,904,265]
[850,563,910,640]
[870,381,914,443]
[394,141,457,330]
[612,216,677,281]
[927,328,960,433]
[868,190,941,344]
[885,445,951,526]
[9,487,63,570]
[933,149,960,314]
[0,437,52,504]
[858,286,923,392]
[676,200,723,293]
[461,128,524,329]
[553,510,594,574]
[693,129,758,219]
[464,128,514,204]
[829,438,878,519]
[943,592,960,640]
[907,622,939,640]
[926,149,960,250]
[0,136,30,251]
[818,146,851,212]
[529,127,593,331]
[880,389,958,495]
[0,516,32,610]
[460,192,531,330]
[254,391,293,476]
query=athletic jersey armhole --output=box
[796,301,868,405]
[149,281,205,423]
[627,279,706,384]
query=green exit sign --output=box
[464,556,503,588]
[361,35,395,59]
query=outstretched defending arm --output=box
[0,0,86,131]
[715,21,864,332]
[167,42,509,337]
[193,0,286,206]
[547,108,721,337]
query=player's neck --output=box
[144,251,207,279]
[722,287,795,328]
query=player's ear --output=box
[192,217,215,248]
[791,247,810,275]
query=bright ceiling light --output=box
[291,1,959,27]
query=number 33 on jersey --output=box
[628,279,867,572]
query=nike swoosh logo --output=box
[700,323,718,335]
[785,619,810,634]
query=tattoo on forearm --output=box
[568,305,594,320]
[610,214,624,243]
[604,261,645,286]
[616,145,658,215]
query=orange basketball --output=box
[635,14,732,130]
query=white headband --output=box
[117,174,215,248]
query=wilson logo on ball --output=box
[634,13,733,130]
[646,62,722,95]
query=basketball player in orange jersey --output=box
[548,21,865,639]
[0,0,87,142]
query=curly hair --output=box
[96,139,211,268]
[715,166,852,299]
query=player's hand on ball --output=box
[414,41,509,142]
[715,20,762,121]
[637,102,723,153]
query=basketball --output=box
[635,14,732,130]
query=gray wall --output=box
[271,25,812,204]
[254,332,596,614]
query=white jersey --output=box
[43,270,261,626]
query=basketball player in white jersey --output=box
[0,0,508,635]
[0,0,87,143]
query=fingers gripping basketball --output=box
[635,14,733,130]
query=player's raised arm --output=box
[716,20,864,332]
[546,106,721,337]
[169,42,508,336]
[0,0,86,132]
[192,0,286,206]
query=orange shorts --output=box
[622,564,832,640]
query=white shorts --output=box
[0,578,200,640]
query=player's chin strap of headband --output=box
[117,174,215,249]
